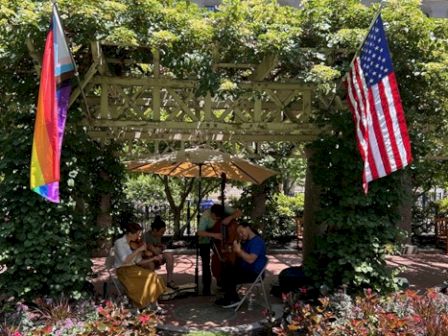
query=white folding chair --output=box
[104,248,125,298]
[234,261,271,313]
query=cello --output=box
[210,173,239,284]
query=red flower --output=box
[411,314,422,324]
[138,314,151,325]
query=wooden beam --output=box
[90,76,313,91]
[249,54,278,81]
[88,130,319,142]
[85,119,317,132]
[69,61,98,108]
[84,96,305,113]
[91,41,111,75]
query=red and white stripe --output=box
[346,58,412,193]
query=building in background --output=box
[191,0,448,18]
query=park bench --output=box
[435,216,448,253]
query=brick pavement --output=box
[90,251,448,334]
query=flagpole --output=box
[326,2,385,109]
[51,0,92,122]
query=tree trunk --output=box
[172,206,182,238]
[251,186,267,225]
[283,178,295,196]
[92,171,112,257]
[161,176,195,237]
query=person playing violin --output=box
[114,221,166,313]
[214,221,267,308]
[197,203,241,296]
[143,215,178,290]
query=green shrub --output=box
[436,198,448,215]
[275,193,304,218]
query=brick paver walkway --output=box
[90,251,448,333]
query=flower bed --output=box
[274,289,448,335]
[2,289,448,335]
[0,297,158,336]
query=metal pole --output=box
[186,199,191,236]
[51,1,92,121]
[194,164,203,295]
[326,3,385,109]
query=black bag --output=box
[278,266,309,293]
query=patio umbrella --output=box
[127,147,278,292]
[128,147,278,184]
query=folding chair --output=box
[103,247,125,298]
[234,261,271,313]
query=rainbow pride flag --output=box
[30,5,75,203]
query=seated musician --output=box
[114,221,166,313]
[197,203,241,296]
[144,215,178,289]
[214,221,267,308]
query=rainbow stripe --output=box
[30,6,74,203]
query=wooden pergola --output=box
[27,39,334,257]
[62,41,323,157]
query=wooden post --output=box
[302,146,322,262]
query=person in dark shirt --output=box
[144,215,178,289]
[215,222,267,307]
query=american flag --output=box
[346,14,412,193]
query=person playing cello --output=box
[214,221,267,308]
[197,203,241,296]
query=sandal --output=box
[145,303,167,315]
[167,280,179,290]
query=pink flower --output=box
[138,314,151,325]
[12,332,22,336]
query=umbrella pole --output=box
[220,172,226,207]
[195,164,203,295]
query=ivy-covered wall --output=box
[0,109,126,299]
[304,111,405,293]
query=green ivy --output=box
[304,110,404,293]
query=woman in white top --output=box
[114,222,166,311]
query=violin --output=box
[129,238,154,259]
[129,238,165,268]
